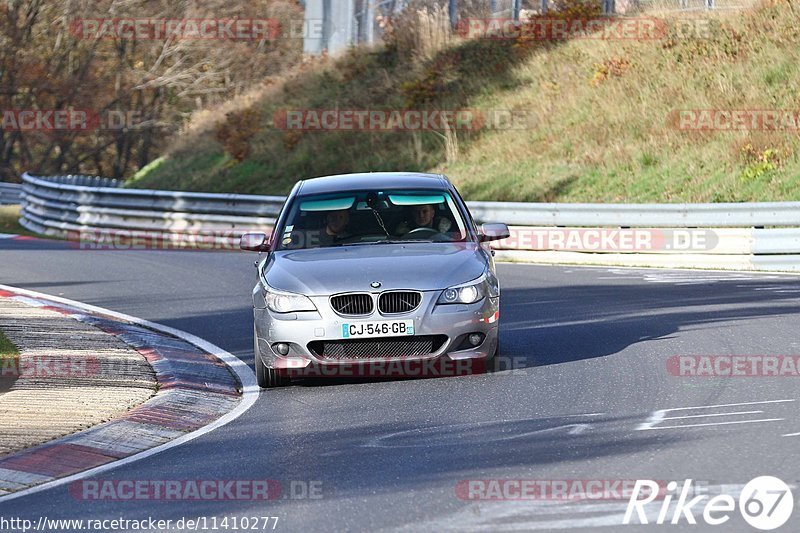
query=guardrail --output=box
[467,201,800,228]
[19,173,282,249]
[0,182,22,205]
[17,172,800,271]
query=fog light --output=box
[273,343,290,356]
[468,333,483,347]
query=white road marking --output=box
[637,399,795,431]
[759,289,800,293]
[783,432,800,437]
[659,399,795,411]
[662,410,763,420]
[643,418,784,430]
[0,284,259,504]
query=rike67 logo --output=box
[624,477,794,530]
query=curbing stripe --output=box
[62,421,186,458]
[0,284,258,504]
[0,444,118,478]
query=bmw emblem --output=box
[370,281,381,288]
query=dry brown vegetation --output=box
[0,0,302,181]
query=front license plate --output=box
[341,320,414,339]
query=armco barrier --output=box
[0,182,22,205]
[16,173,800,271]
[19,173,281,248]
[467,201,800,228]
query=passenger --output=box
[396,204,452,235]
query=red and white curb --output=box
[0,284,258,502]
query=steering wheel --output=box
[404,227,440,238]
[401,227,455,242]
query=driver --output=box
[317,209,351,246]
[396,204,452,235]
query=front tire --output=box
[486,336,500,373]
[255,358,290,388]
[254,327,290,388]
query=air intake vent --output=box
[379,291,421,315]
[330,293,373,316]
[308,335,446,360]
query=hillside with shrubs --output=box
[7,0,799,203]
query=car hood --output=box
[264,243,488,295]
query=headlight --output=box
[438,271,499,305]
[264,286,317,313]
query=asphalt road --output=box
[0,238,799,532]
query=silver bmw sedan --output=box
[240,172,509,388]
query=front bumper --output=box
[254,291,499,378]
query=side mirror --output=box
[480,223,510,242]
[240,232,271,252]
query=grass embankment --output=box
[0,205,40,237]
[0,329,20,392]
[0,331,18,359]
[128,1,800,203]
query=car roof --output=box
[296,172,450,195]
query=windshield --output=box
[275,189,469,250]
